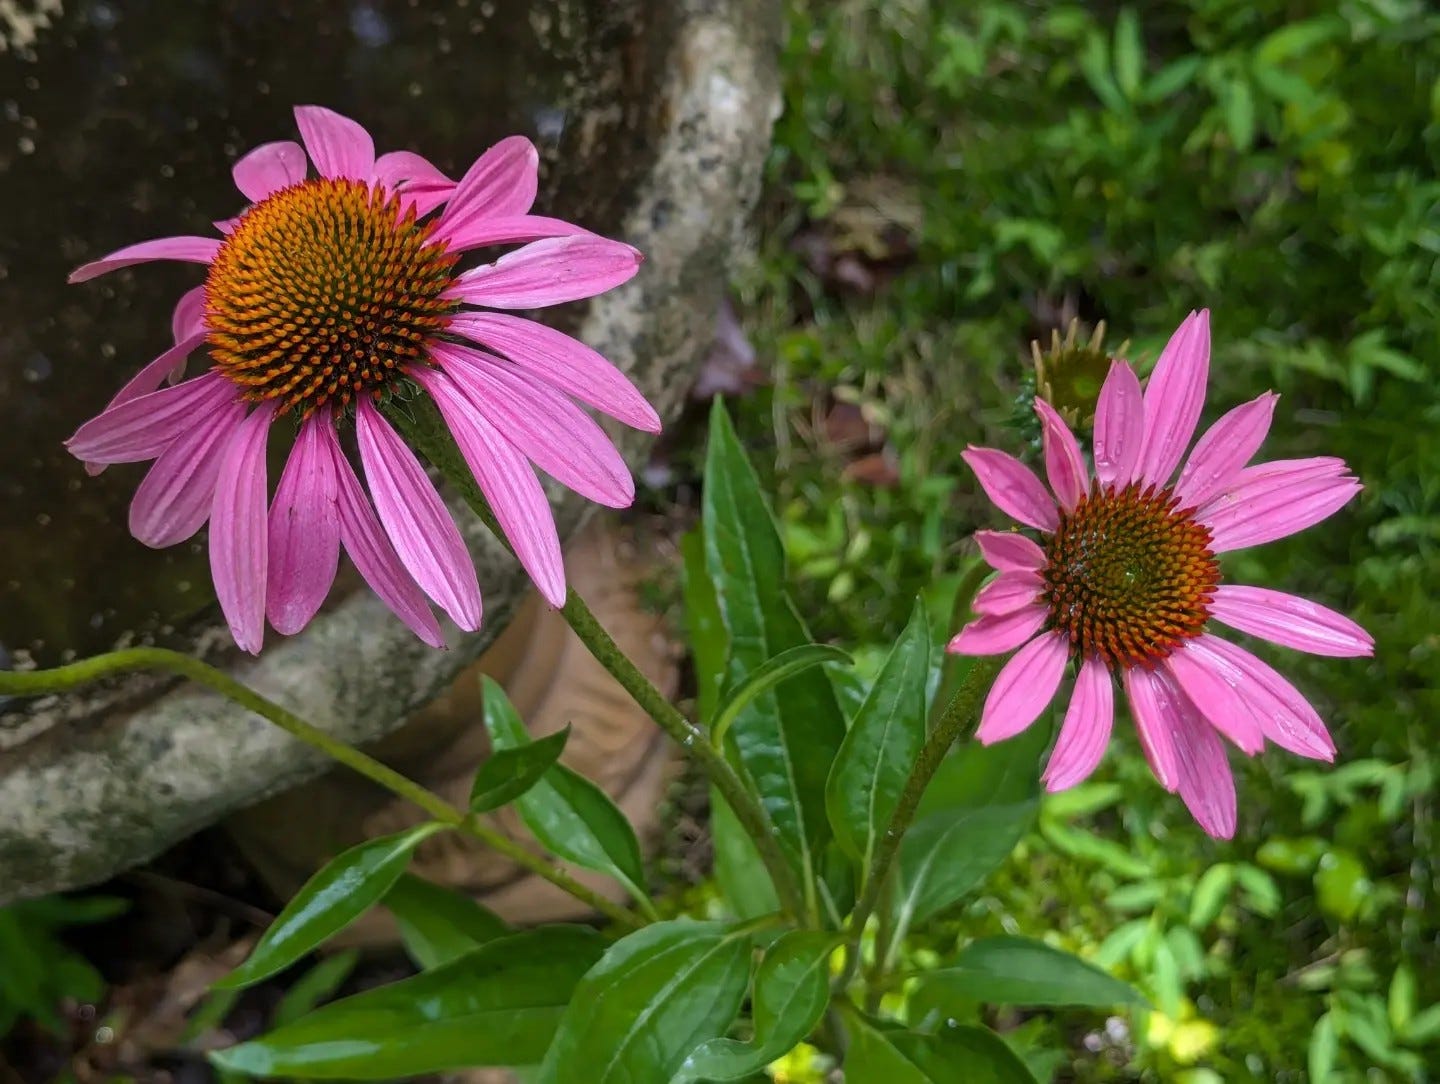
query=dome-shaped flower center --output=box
[204,178,458,414]
[1042,483,1219,668]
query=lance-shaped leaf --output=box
[702,399,847,888]
[384,874,509,970]
[826,600,930,875]
[843,1008,1038,1084]
[468,724,570,812]
[210,927,604,1079]
[917,936,1144,1008]
[711,644,852,750]
[217,821,447,990]
[675,931,837,1082]
[540,920,753,1084]
[481,677,647,902]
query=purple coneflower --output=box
[950,310,1371,838]
[67,106,659,653]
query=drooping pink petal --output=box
[171,286,209,345]
[412,367,567,607]
[448,234,643,309]
[440,214,589,252]
[209,404,277,654]
[1034,398,1089,511]
[973,571,1044,616]
[1199,458,1361,553]
[66,371,235,465]
[129,399,246,547]
[1172,392,1277,510]
[1138,310,1211,487]
[1163,636,1265,754]
[214,216,242,235]
[374,150,457,217]
[973,529,1046,573]
[91,333,211,442]
[434,136,539,242]
[294,105,375,181]
[946,604,1048,656]
[961,447,1059,532]
[1197,636,1336,760]
[1093,360,1144,489]
[69,236,221,283]
[1210,585,1372,658]
[430,343,635,508]
[446,311,661,432]
[266,413,342,636]
[1122,665,1181,791]
[232,139,307,202]
[354,398,482,631]
[1044,655,1114,791]
[976,631,1068,744]
[1169,678,1238,839]
[322,425,445,649]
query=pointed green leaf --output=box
[711,785,781,920]
[384,874,508,969]
[675,931,838,1082]
[216,821,447,990]
[843,1009,1037,1084]
[702,399,846,887]
[210,927,604,1079]
[681,529,728,725]
[482,677,647,902]
[272,952,360,1027]
[826,600,930,874]
[890,726,1047,934]
[540,920,754,1084]
[1112,8,1143,99]
[712,644,851,750]
[468,725,570,812]
[920,936,1144,1008]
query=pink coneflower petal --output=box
[440,214,589,253]
[413,367,567,607]
[961,447,1059,533]
[1093,360,1144,489]
[66,371,235,465]
[95,333,210,432]
[1164,636,1265,754]
[973,571,1044,616]
[322,425,446,649]
[294,105,374,181]
[448,234,643,309]
[976,631,1068,744]
[1122,666,1181,791]
[1210,585,1373,658]
[1200,458,1361,553]
[68,236,221,284]
[1173,391,1277,510]
[974,529,1046,573]
[355,398,482,631]
[1169,678,1238,839]
[171,287,209,346]
[1200,636,1336,759]
[373,149,454,194]
[210,404,277,654]
[1138,309,1210,487]
[129,398,245,547]
[232,140,307,203]
[1034,398,1089,511]
[434,135,539,241]
[432,343,634,509]
[947,604,1048,656]
[1044,655,1114,791]
[446,311,661,433]
[266,414,342,636]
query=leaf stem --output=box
[0,648,643,931]
[833,654,1003,992]
[389,403,811,921]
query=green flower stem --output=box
[0,648,643,931]
[389,402,811,920]
[833,654,1004,992]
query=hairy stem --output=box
[833,654,1003,992]
[0,648,643,930]
[390,402,811,920]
